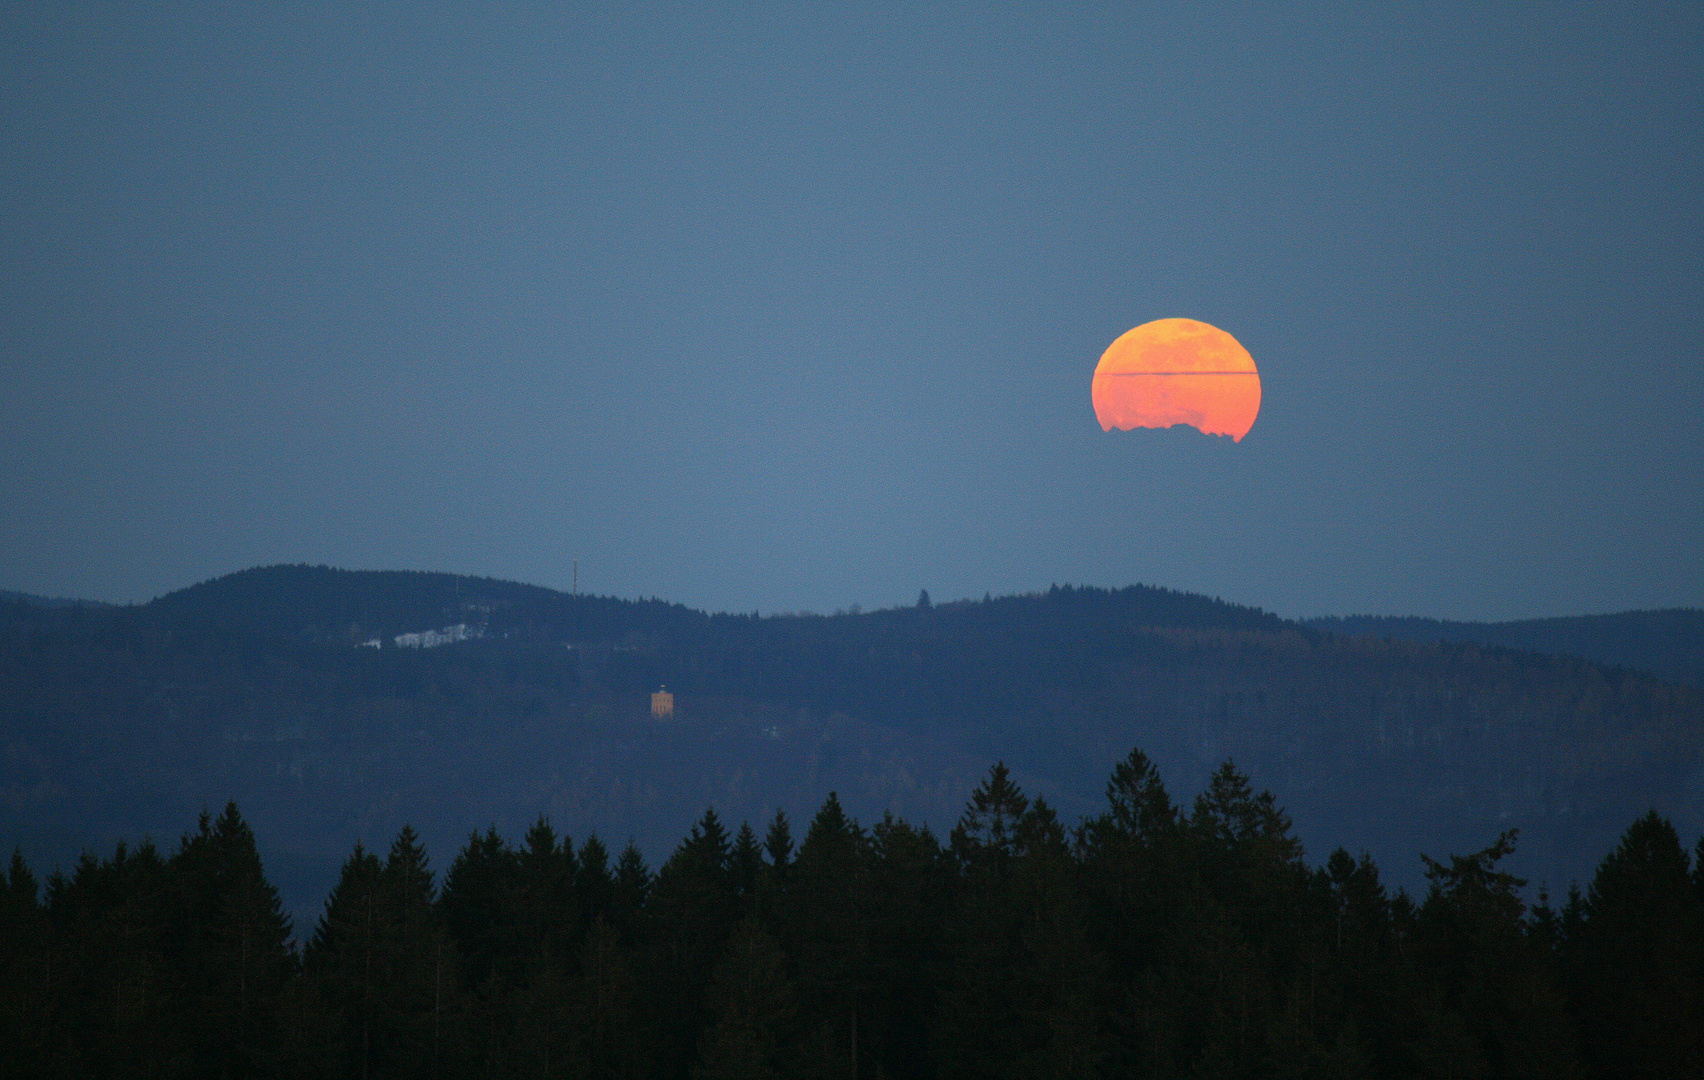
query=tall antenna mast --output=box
[573,558,578,597]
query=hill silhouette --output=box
[0,588,112,609]
[3,565,1700,925]
[1308,609,1704,687]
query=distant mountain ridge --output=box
[4,564,1701,926]
[142,564,633,642]
[147,568,1704,689]
[1307,609,1704,687]
[0,589,112,609]
[142,563,1286,640]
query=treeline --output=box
[4,752,1702,1079]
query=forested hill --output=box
[139,564,702,644]
[2,565,1701,927]
[139,563,1286,643]
[0,589,110,610]
[1307,609,1704,687]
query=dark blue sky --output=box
[3,3,1699,620]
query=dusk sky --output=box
[3,3,1699,621]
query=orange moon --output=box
[1091,318,1261,442]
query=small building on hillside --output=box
[651,687,674,719]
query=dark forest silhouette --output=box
[5,751,1702,1079]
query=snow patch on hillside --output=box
[356,623,484,649]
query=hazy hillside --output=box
[0,589,112,609]
[3,567,1701,925]
[1307,610,1704,687]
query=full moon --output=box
[1091,318,1261,442]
